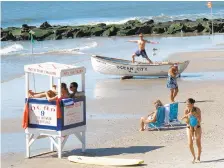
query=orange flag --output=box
[56,98,62,119]
[207,1,212,8]
[22,102,29,129]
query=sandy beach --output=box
[1,46,224,168]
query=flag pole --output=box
[29,30,34,54]
[29,30,36,92]
[31,34,33,54]
[211,6,214,36]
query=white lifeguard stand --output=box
[24,62,86,158]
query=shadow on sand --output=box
[147,125,186,131]
[200,158,224,163]
[63,145,164,157]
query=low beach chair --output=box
[148,106,165,131]
[164,103,181,127]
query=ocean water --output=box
[1,1,224,28]
[1,35,224,82]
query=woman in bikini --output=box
[139,100,163,131]
[29,83,69,101]
[182,98,202,163]
[167,64,179,102]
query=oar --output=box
[178,100,214,103]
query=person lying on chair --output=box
[28,83,69,101]
[139,100,163,131]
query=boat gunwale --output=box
[92,55,190,67]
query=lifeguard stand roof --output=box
[24,62,86,77]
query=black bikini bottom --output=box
[187,125,201,129]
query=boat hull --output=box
[91,55,190,76]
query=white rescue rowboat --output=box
[91,55,189,77]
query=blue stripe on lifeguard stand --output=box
[26,97,86,131]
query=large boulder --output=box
[196,18,209,23]
[196,23,205,32]
[124,20,142,27]
[213,20,224,33]
[96,23,107,28]
[90,26,105,36]
[40,21,52,29]
[117,27,139,36]
[214,18,224,22]
[182,19,192,22]
[136,25,153,34]
[74,28,91,37]
[44,34,55,40]
[143,19,154,25]
[1,30,16,41]
[55,34,62,40]
[21,24,30,33]
[29,28,53,40]
[167,22,184,34]
[20,32,30,40]
[61,29,78,38]
[55,27,71,36]
[183,21,199,32]
[121,20,142,32]
[102,26,118,36]
[152,22,171,34]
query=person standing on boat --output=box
[128,33,159,64]
[167,64,179,102]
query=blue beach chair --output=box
[168,103,181,126]
[148,106,165,131]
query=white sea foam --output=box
[29,41,98,55]
[47,11,224,26]
[0,44,24,55]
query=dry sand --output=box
[1,50,224,168]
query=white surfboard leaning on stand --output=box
[68,156,144,166]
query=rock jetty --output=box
[1,18,224,41]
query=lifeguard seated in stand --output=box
[69,82,85,98]
[29,83,69,101]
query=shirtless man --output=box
[128,33,159,64]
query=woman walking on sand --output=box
[167,64,179,102]
[182,98,202,163]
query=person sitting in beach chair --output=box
[28,83,69,101]
[139,100,164,131]
[69,82,85,98]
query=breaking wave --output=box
[0,44,24,55]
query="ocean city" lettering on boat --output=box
[117,66,147,71]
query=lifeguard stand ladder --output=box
[24,62,86,158]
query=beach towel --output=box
[22,101,29,129]
[61,98,74,106]
[164,104,170,124]
[169,103,178,121]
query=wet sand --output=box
[169,50,224,72]
[1,50,224,168]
